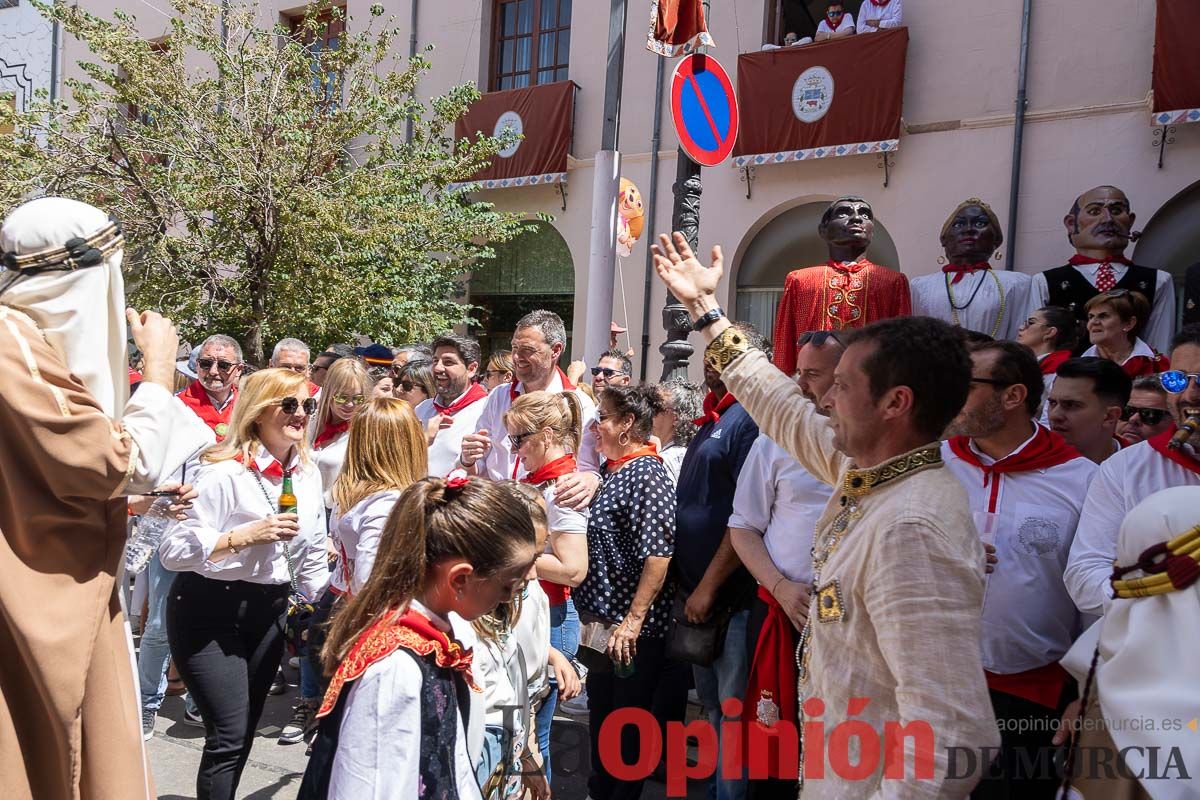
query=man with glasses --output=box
[1116,375,1173,444]
[1066,325,1200,618]
[942,341,1096,797]
[591,349,632,393]
[178,333,244,441]
[309,350,343,388]
[415,334,488,475]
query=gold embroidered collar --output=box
[842,443,942,499]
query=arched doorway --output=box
[1134,179,1200,324]
[469,220,575,363]
[734,202,900,342]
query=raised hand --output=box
[650,232,724,306]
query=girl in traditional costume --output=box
[299,475,538,799]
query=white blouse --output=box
[314,429,350,509]
[158,446,329,600]
[329,489,403,595]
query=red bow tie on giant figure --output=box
[772,196,912,376]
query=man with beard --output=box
[414,334,488,475]
[1046,357,1132,464]
[1065,324,1200,618]
[730,331,843,799]
[771,196,911,376]
[652,232,998,798]
[941,341,1096,798]
[911,199,1033,340]
[1027,186,1176,353]
[1116,375,1174,445]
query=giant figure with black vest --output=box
[1027,186,1176,353]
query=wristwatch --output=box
[704,325,755,375]
[691,307,726,331]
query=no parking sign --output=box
[670,54,739,167]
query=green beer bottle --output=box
[278,471,298,514]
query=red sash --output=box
[604,443,661,473]
[1069,253,1132,267]
[741,585,799,778]
[693,391,737,426]
[177,381,237,440]
[1120,353,1170,379]
[433,382,488,416]
[1039,350,1072,376]
[1148,426,1200,475]
[318,608,476,718]
[941,262,991,285]
[313,419,350,450]
[986,662,1070,710]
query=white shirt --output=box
[727,434,830,584]
[1027,264,1177,354]
[330,600,482,800]
[857,0,902,31]
[159,447,330,599]
[660,443,688,487]
[1081,337,1158,365]
[512,581,551,701]
[329,489,402,595]
[941,429,1096,673]
[414,389,489,477]
[534,481,588,537]
[910,269,1034,341]
[1065,439,1200,616]
[473,374,599,480]
[313,429,350,508]
[816,12,855,35]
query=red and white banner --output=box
[1151,0,1200,125]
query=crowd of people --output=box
[1,191,1197,800]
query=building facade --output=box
[8,0,1200,379]
[0,0,56,128]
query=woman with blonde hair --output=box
[160,368,329,799]
[289,398,430,743]
[310,358,372,510]
[483,349,515,391]
[505,390,588,781]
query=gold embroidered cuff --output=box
[704,325,755,375]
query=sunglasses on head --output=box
[1160,371,1200,394]
[278,397,318,415]
[797,330,842,348]
[1121,405,1167,425]
[197,357,239,372]
[332,393,366,406]
[591,367,626,378]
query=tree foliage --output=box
[0,0,538,363]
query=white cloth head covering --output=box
[1067,486,1200,799]
[0,197,128,417]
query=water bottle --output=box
[124,497,174,574]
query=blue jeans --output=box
[692,609,750,800]
[534,597,579,783]
[138,556,198,716]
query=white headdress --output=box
[0,197,129,418]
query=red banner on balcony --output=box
[732,28,908,168]
[453,80,576,190]
[1151,0,1200,125]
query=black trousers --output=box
[304,589,341,691]
[166,571,288,800]
[587,636,668,800]
[971,687,1071,800]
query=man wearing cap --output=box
[355,342,397,371]
[609,321,635,359]
[0,197,213,798]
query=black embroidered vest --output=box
[1043,263,1158,324]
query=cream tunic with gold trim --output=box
[722,348,1000,799]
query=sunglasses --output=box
[278,397,318,415]
[400,381,417,392]
[1121,405,1167,425]
[278,364,310,374]
[1160,371,1200,394]
[591,367,627,378]
[509,430,539,449]
[197,357,240,372]
[332,393,366,406]
[797,330,842,348]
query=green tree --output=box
[0,0,536,363]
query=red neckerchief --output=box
[1120,353,1170,379]
[233,451,287,480]
[604,443,661,473]
[741,584,799,778]
[434,382,488,416]
[508,367,577,403]
[1148,426,1200,475]
[826,11,845,27]
[1069,253,1132,267]
[868,0,891,6]
[694,391,738,426]
[1039,350,1072,376]
[317,608,477,718]
[313,419,350,450]
[948,425,1081,487]
[178,380,237,441]
[826,258,869,275]
[522,453,578,486]
[942,261,991,285]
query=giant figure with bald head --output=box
[771,196,911,375]
[1027,186,1177,353]
[911,198,1034,340]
